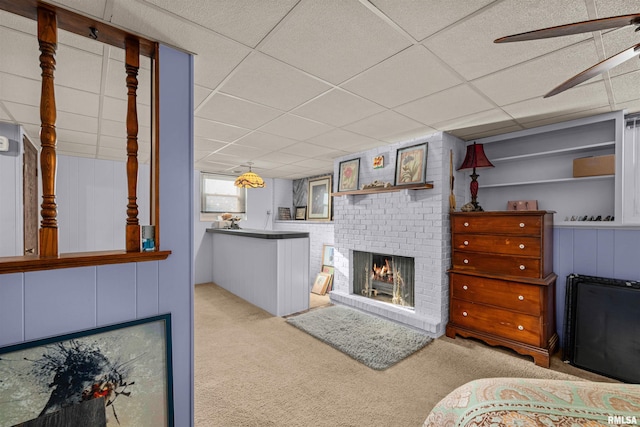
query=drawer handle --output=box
[519,244,525,249]
[518,325,524,331]
[464,222,469,227]
[518,295,524,301]
[462,311,468,317]
[519,265,525,270]
[462,285,468,290]
[463,259,469,264]
[519,222,525,228]
[463,240,469,246]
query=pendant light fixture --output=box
[234,162,265,188]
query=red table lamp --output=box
[458,142,494,211]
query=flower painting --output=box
[395,143,428,186]
[338,158,360,192]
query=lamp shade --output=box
[234,171,265,188]
[458,142,494,170]
[234,164,265,188]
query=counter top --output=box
[206,228,309,239]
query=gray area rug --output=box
[286,305,432,370]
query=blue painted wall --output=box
[554,227,640,347]
[0,44,194,426]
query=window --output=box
[200,173,246,214]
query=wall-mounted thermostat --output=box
[0,136,9,152]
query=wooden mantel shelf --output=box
[0,250,171,274]
[332,182,434,197]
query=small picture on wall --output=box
[373,155,384,169]
[394,142,428,186]
[322,244,335,267]
[338,158,360,192]
[295,206,306,220]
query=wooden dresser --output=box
[446,211,558,367]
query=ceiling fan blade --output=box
[544,43,640,97]
[495,13,640,43]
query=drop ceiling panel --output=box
[55,45,103,93]
[49,0,107,19]
[257,151,307,165]
[381,126,437,144]
[0,74,40,107]
[233,131,298,151]
[395,84,494,126]
[142,0,298,47]
[342,45,462,108]
[292,89,385,127]
[473,42,602,106]
[57,141,97,155]
[194,137,228,152]
[425,0,591,80]
[370,0,495,41]
[0,27,41,81]
[194,118,250,142]
[216,143,271,159]
[343,110,425,139]
[57,110,99,134]
[98,135,127,148]
[220,53,332,111]
[196,93,282,129]
[57,129,98,146]
[502,82,610,124]
[100,119,126,139]
[2,102,40,126]
[56,86,100,117]
[277,142,337,158]
[259,114,332,140]
[306,128,383,151]
[259,0,411,84]
[432,109,520,138]
[611,70,640,104]
[110,0,251,90]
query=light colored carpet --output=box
[194,283,615,427]
[286,305,432,370]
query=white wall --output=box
[0,122,23,257]
[57,155,151,253]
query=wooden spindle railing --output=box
[37,6,59,257]
[125,37,140,252]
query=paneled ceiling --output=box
[2,0,640,179]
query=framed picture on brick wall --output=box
[394,142,428,186]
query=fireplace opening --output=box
[352,251,415,308]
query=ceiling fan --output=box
[495,13,640,97]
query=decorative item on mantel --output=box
[361,180,393,190]
[457,142,494,212]
[234,162,265,188]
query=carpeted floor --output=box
[194,282,615,427]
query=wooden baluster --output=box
[125,37,141,252]
[38,6,58,257]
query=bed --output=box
[423,377,640,426]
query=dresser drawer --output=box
[453,234,541,256]
[453,251,541,278]
[452,215,542,236]
[450,273,541,316]
[450,298,542,347]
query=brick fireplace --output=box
[329,132,465,335]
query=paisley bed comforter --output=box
[423,377,640,426]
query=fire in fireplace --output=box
[352,251,415,308]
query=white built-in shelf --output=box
[489,141,615,164]
[482,174,614,188]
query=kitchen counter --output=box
[207,228,310,316]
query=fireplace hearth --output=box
[353,251,415,308]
